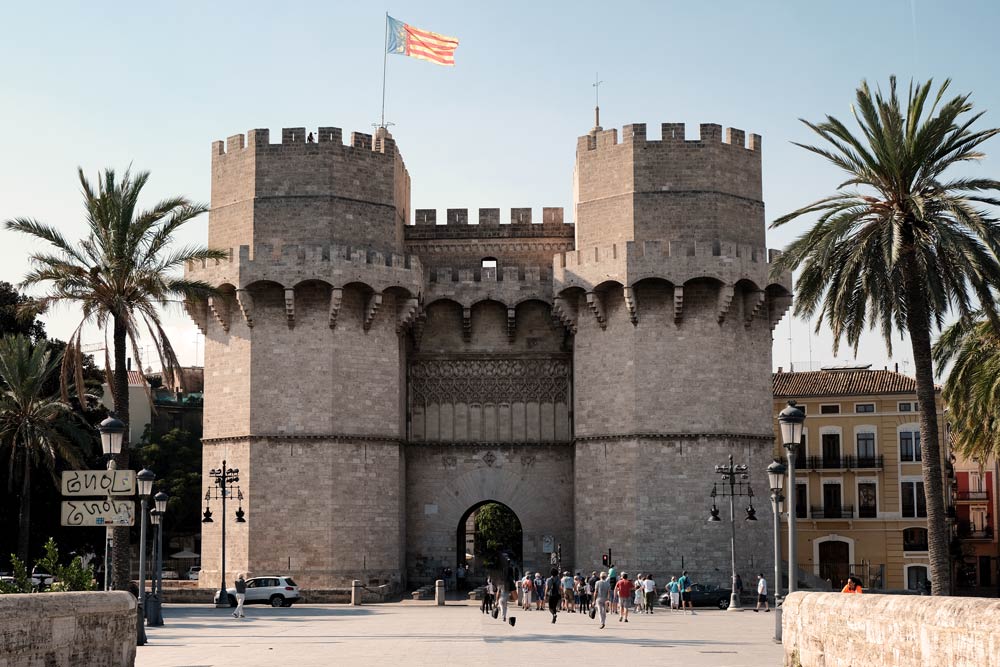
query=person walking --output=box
[233,573,247,618]
[545,568,562,624]
[754,574,770,612]
[643,573,656,614]
[561,571,575,612]
[521,575,534,610]
[735,573,744,605]
[666,576,680,611]
[678,570,694,614]
[482,577,495,614]
[534,572,545,611]
[615,572,634,623]
[634,574,645,613]
[593,571,611,629]
[608,565,618,614]
[497,583,509,621]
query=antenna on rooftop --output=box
[592,73,604,130]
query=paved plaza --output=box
[136,601,783,666]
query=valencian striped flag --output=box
[386,15,459,66]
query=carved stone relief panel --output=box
[409,357,570,406]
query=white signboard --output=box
[60,500,135,527]
[542,534,554,553]
[61,470,135,496]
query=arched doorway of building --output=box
[456,500,523,591]
[818,540,851,589]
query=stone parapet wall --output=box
[0,592,136,666]
[782,592,1000,667]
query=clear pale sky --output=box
[2,0,998,376]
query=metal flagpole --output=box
[380,12,389,128]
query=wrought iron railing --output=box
[810,505,854,519]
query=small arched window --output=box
[903,527,928,552]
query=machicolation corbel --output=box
[462,307,472,341]
[623,287,638,326]
[745,290,766,328]
[208,295,230,333]
[398,298,419,334]
[284,289,295,328]
[235,289,254,328]
[328,288,343,329]
[586,292,606,330]
[717,285,735,325]
[673,286,684,324]
[363,292,382,332]
[507,308,516,342]
[552,296,577,334]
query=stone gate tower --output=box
[556,121,791,574]
[186,120,791,591]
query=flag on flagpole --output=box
[386,15,459,66]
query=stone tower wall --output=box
[209,127,410,253]
[188,126,419,588]
[564,121,791,578]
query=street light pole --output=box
[135,468,155,646]
[97,416,125,592]
[709,454,756,612]
[147,491,168,626]
[778,401,806,596]
[768,459,786,642]
[204,460,245,609]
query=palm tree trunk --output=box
[111,315,132,591]
[16,450,30,563]
[905,276,952,596]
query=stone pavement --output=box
[136,602,782,667]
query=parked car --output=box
[219,575,302,608]
[186,566,201,580]
[659,582,733,609]
[31,569,55,589]
[161,570,180,580]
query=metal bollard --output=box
[351,580,362,606]
[435,579,445,606]
[774,598,783,643]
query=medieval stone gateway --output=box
[185,121,792,590]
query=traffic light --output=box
[602,554,609,567]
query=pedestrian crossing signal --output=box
[602,554,609,567]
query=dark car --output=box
[659,583,733,609]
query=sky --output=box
[1,0,999,377]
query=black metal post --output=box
[772,489,783,642]
[137,496,148,645]
[218,463,228,608]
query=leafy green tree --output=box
[934,315,1000,459]
[0,281,46,342]
[474,503,521,568]
[5,167,225,590]
[771,77,1000,595]
[0,336,92,561]
[0,538,96,594]
[133,427,203,542]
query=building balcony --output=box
[956,491,989,502]
[805,455,883,471]
[957,521,994,540]
[810,505,854,519]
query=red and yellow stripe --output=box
[404,24,459,66]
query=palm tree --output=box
[0,335,91,562]
[934,315,1000,460]
[771,77,1000,595]
[5,167,225,589]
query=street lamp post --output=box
[97,416,125,591]
[767,459,786,642]
[136,468,155,646]
[147,491,168,627]
[203,460,246,608]
[709,454,757,612]
[777,400,806,595]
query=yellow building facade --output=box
[772,367,947,591]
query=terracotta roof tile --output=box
[127,370,147,387]
[772,369,927,398]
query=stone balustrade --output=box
[782,591,1000,666]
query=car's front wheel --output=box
[270,595,285,608]
[717,598,729,610]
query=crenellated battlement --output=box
[212,126,399,159]
[423,263,551,310]
[554,240,791,294]
[185,242,423,295]
[577,122,761,155]
[405,207,574,240]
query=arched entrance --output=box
[818,540,851,589]
[456,500,523,590]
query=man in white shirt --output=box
[755,573,770,612]
[643,574,657,614]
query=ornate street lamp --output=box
[777,400,805,595]
[147,491,169,627]
[97,414,126,591]
[135,468,155,645]
[204,460,245,608]
[709,454,756,611]
[767,458,786,641]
